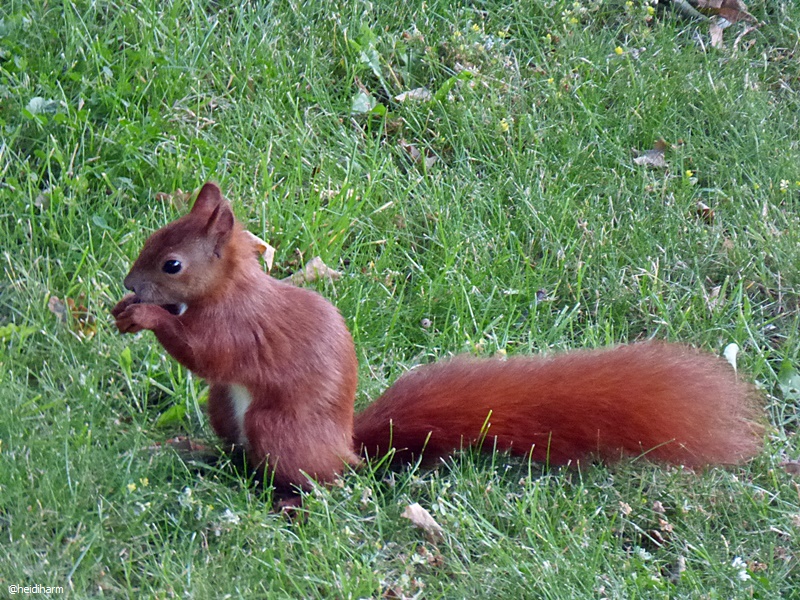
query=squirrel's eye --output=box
[162,259,182,274]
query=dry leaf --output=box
[382,585,413,600]
[696,201,715,224]
[48,296,70,323]
[692,0,757,24]
[401,503,444,541]
[662,556,686,584]
[34,192,50,210]
[780,460,800,475]
[285,256,341,285]
[733,25,759,51]
[243,231,276,272]
[748,560,768,573]
[705,285,722,313]
[710,20,726,48]
[633,139,668,169]
[155,189,192,209]
[394,87,432,103]
[416,545,445,567]
[400,140,422,162]
[399,139,438,169]
[48,295,96,338]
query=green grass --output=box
[2,0,800,596]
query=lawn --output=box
[1,0,799,597]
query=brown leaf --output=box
[285,256,341,285]
[780,460,800,475]
[48,294,96,338]
[710,21,726,49]
[416,545,445,567]
[155,189,192,209]
[382,586,413,600]
[748,560,768,573]
[662,556,686,584]
[48,296,69,323]
[401,503,444,541]
[693,0,757,24]
[733,25,759,52]
[243,231,276,272]
[633,139,668,169]
[400,139,438,169]
[696,201,715,224]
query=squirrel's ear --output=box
[190,182,223,217]
[204,201,235,257]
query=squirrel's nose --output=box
[123,273,136,293]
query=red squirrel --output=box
[112,182,762,493]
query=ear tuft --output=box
[190,182,223,217]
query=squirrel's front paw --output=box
[115,303,169,334]
[111,294,140,318]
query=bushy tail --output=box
[353,343,762,467]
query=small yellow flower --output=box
[547,77,554,84]
[615,46,624,55]
[499,118,510,133]
[569,17,579,25]
[139,477,149,487]
[647,6,656,15]
[127,483,137,493]
[754,183,760,190]
[685,170,694,178]
[453,30,462,38]
[471,23,481,33]
[497,30,508,39]
[625,1,633,7]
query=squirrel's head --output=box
[124,182,239,314]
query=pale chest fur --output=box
[227,384,252,445]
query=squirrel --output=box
[112,182,762,496]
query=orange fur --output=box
[354,344,761,467]
[113,182,762,493]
